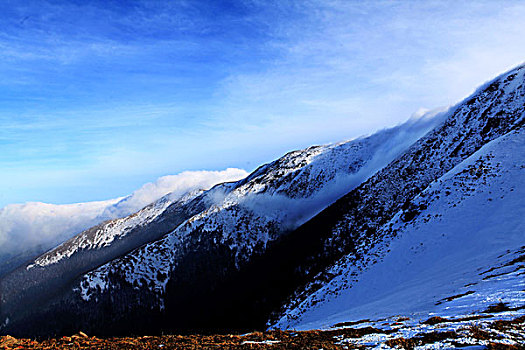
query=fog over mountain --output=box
[0,168,247,275]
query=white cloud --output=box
[0,168,248,269]
[100,168,248,218]
[213,0,525,143]
[237,107,449,230]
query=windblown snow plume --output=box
[0,168,247,272]
[99,168,248,219]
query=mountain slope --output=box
[0,107,444,337]
[0,169,247,277]
[1,64,524,338]
[276,125,525,330]
[264,64,525,329]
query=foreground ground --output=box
[1,313,523,349]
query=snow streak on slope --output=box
[77,112,446,303]
[276,122,525,331]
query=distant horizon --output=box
[2,0,525,207]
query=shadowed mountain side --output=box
[1,64,523,337]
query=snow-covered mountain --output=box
[275,121,525,331]
[0,64,523,339]
[68,111,443,314]
[0,105,445,337]
[0,169,247,277]
[270,65,525,329]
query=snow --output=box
[77,110,446,301]
[333,309,525,348]
[276,127,525,331]
[241,340,281,345]
[23,169,247,270]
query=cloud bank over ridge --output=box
[0,168,248,271]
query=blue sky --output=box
[1,0,525,207]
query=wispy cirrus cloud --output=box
[0,0,524,207]
[214,1,525,137]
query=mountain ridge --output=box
[0,169,247,277]
[272,64,525,327]
[1,64,523,338]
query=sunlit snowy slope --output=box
[1,64,523,340]
[276,126,525,331]
[271,65,525,331]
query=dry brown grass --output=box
[0,315,522,349]
[468,325,493,341]
[0,327,389,350]
[422,316,448,325]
